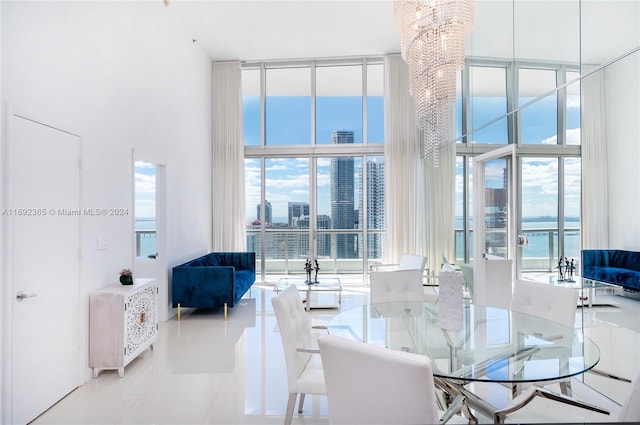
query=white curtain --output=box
[581,69,609,249]
[211,61,247,251]
[384,54,426,265]
[424,134,456,274]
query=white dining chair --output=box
[318,334,468,425]
[510,279,579,333]
[271,285,326,425]
[509,279,579,397]
[459,263,474,299]
[398,253,428,270]
[370,253,427,272]
[369,268,426,304]
[495,367,640,423]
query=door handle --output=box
[16,291,37,301]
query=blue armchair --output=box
[172,252,256,311]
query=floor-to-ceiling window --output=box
[242,58,385,281]
[244,56,580,278]
[455,59,581,274]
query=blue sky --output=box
[244,93,581,222]
[134,160,156,221]
[244,96,383,223]
[243,96,384,146]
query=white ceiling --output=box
[168,1,639,66]
[170,1,399,62]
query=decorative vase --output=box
[119,274,134,285]
[437,264,464,331]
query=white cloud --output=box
[134,160,154,169]
[541,135,558,145]
[566,128,581,145]
[567,96,581,109]
[135,172,155,194]
[267,164,288,171]
[522,160,558,196]
[317,172,330,187]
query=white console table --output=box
[89,278,158,377]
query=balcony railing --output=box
[454,226,580,272]
[246,228,386,275]
[135,230,156,258]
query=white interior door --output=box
[9,115,81,424]
[473,145,517,308]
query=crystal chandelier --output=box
[393,0,474,166]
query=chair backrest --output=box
[510,279,578,328]
[459,263,474,298]
[398,254,427,271]
[370,269,425,304]
[271,285,314,392]
[318,334,440,425]
[619,368,640,421]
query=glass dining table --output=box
[327,300,605,421]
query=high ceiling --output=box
[169,1,399,62]
[168,1,639,66]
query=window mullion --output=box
[260,63,266,148]
[557,65,567,146]
[311,61,316,146]
[507,61,518,145]
[362,58,368,145]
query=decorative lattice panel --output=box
[125,286,157,357]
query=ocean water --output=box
[135,218,156,258]
[455,219,581,265]
[154,215,577,268]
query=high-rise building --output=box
[330,130,356,259]
[359,157,385,260]
[295,214,332,258]
[288,202,309,226]
[257,200,272,225]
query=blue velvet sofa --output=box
[172,252,256,310]
[582,249,640,292]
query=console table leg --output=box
[118,367,124,378]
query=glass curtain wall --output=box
[455,59,582,273]
[243,59,385,281]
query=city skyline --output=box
[247,130,386,260]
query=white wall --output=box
[605,51,640,250]
[0,1,4,419]
[0,0,213,406]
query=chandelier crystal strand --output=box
[394,0,474,166]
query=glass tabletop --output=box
[550,276,612,290]
[274,276,342,292]
[327,300,600,384]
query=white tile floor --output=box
[32,279,639,424]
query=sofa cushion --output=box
[201,254,220,267]
[582,249,640,292]
[185,258,204,267]
[613,250,640,272]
